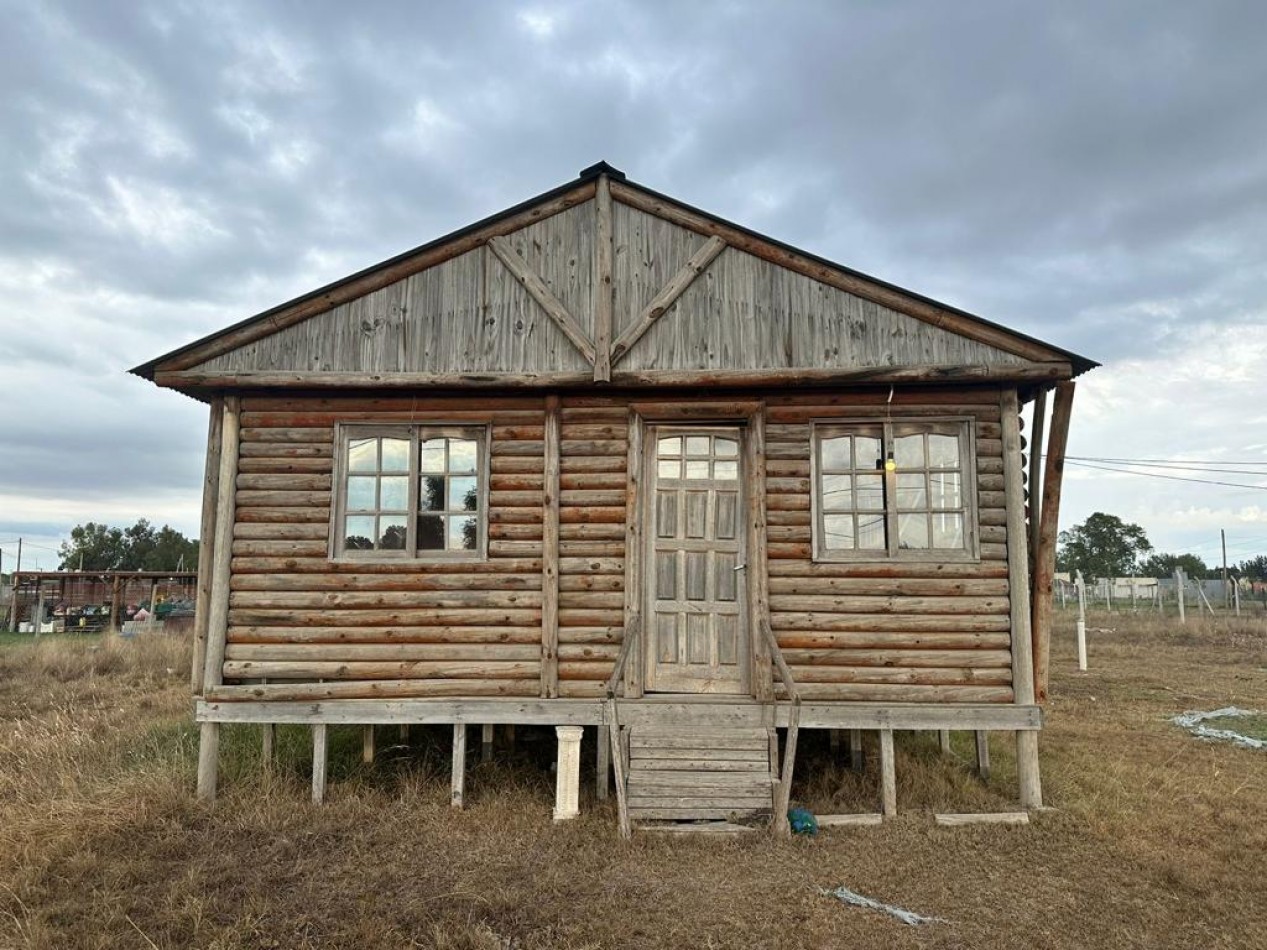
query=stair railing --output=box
[604,614,640,839]
[760,619,802,836]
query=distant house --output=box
[134,163,1095,832]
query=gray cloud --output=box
[1,0,1265,555]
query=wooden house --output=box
[134,162,1094,832]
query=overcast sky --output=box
[2,0,1265,572]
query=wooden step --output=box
[623,725,777,823]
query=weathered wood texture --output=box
[196,201,598,377]
[764,389,1015,704]
[219,388,1022,706]
[181,196,1056,384]
[222,395,547,693]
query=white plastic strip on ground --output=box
[819,886,944,926]
[1171,707,1265,750]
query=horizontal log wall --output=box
[220,387,1018,705]
[555,400,629,698]
[224,394,546,699]
[764,389,1013,702]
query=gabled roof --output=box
[133,161,1096,390]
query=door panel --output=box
[645,426,748,694]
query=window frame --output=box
[810,416,979,563]
[329,423,490,562]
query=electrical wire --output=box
[1065,459,1267,491]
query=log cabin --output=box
[133,162,1095,833]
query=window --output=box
[334,425,487,559]
[812,419,976,560]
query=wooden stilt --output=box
[596,724,610,800]
[362,724,375,764]
[312,724,328,804]
[1016,731,1042,808]
[400,724,410,742]
[504,723,516,750]
[197,722,219,801]
[481,723,494,764]
[879,729,896,816]
[829,729,842,756]
[938,730,952,756]
[261,723,275,771]
[975,731,990,780]
[606,701,631,839]
[849,729,864,772]
[553,726,584,821]
[451,723,466,808]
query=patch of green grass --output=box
[0,630,90,648]
[1203,714,1267,741]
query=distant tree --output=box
[1138,552,1208,580]
[1237,555,1267,583]
[1055,512,1153,582]
[58,519,198,571]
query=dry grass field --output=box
[0,614,1263,949]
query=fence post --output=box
[1075,571,1087,671]
[1174,569,1186,624]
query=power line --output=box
[1066,459,1267,491]
[1067,455,1267,467]
[1067,457,1267,476]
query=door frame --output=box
[642,422,749,694]
[620,400,771,700]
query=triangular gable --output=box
[134,163,1096,389]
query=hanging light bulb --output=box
[884,450,897,473]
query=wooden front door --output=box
[645,426,748,694]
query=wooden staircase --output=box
[603,616,802,837]
[625,727,777,823]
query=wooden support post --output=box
[541,395,561,698]
[451,723,466,809]
[202,396,240,693]
[850,729,864,772]
[553,726,584,821]
[879,729,897,817]
[1032,382,1075,702]
[975,731,990,780]
[362,725,375,764]
[1003,390,1038,709]
[596,724,610,800]
[192,398,223,690]
[481,723,494,764]
[746,405,773,700]
[1027,387,1048,573]
[768,728,780,778]
[261,724,275,771]
[829,729,842,757]
[504,724,516,750]
[400,724,410,742]
[622,411,645,697]
[607,704,631,839]
[1016,731,1042,809]
[312,724,328,804]
[196,722,219,801]
[147,580,159,629]
[938,730,952,756]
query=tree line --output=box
[1056,512,1266,583]
[56,520,198,572]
